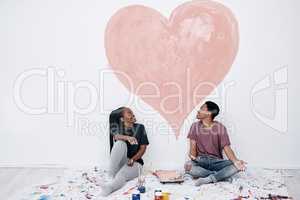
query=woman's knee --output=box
[116,164,139,181]
[113,140,127,150]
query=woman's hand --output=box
[127,159,134,167]
[126,136,138,145]
[233,160,247,171]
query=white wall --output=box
[0,0,299,169]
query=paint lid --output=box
[155,192,162,196]
[132,190,140,195]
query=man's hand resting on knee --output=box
[233,160,247,171]
[224,145,247,171]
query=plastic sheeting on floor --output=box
[12,167,290,200]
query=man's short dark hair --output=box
[205,101,220,120]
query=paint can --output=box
[154,189,161,195]
[154,191,163,200]
[132,190,141,200]
[162,192,170,200]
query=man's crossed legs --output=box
[185,155,240,186]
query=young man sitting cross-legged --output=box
[185,101,246,186]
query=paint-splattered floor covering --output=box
[11,167,291,200]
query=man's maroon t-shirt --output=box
[187,121,231,159]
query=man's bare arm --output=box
[224,145,246,171]
[223,145,238,161]
[189,139,197,160]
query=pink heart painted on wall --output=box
[105,0,239,137]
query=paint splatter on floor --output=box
[12,167,290,200]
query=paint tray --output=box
[153,170,184,184]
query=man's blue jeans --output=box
[185,155,239,183]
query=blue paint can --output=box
[132,190,141,200]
